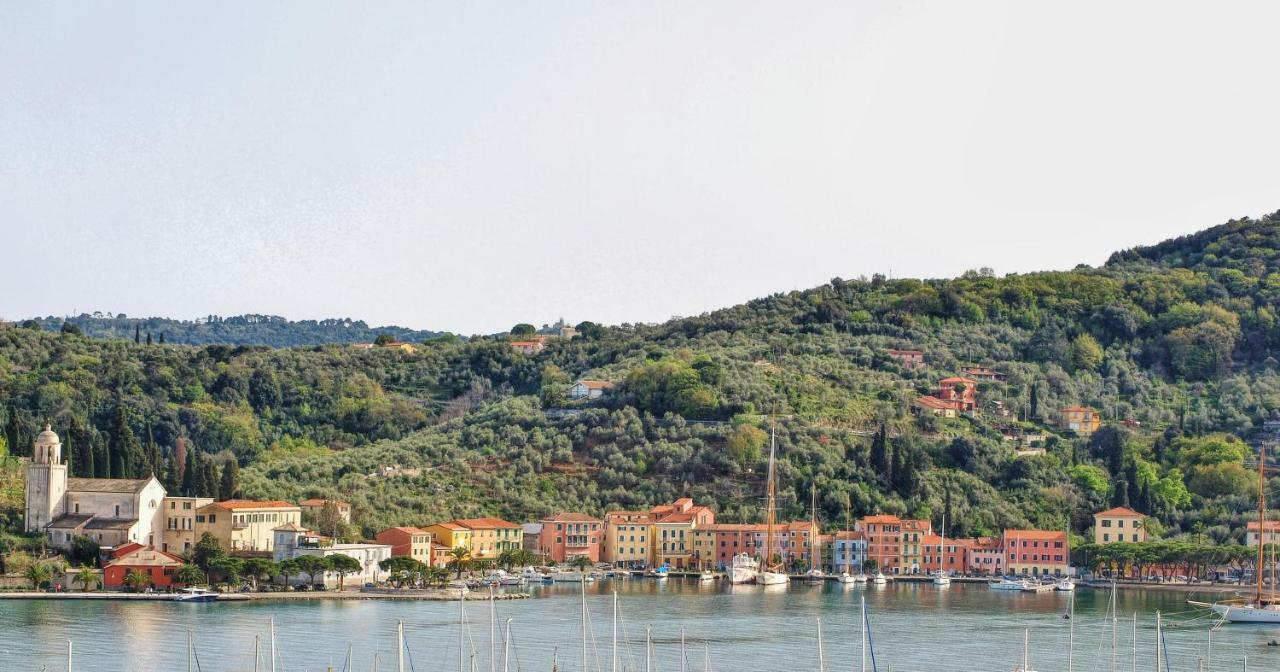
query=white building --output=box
[273,524,390,588]
[25,425,166,550]
[568,380,614,400]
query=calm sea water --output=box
[3,580,1278,672]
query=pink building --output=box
[538,513,603,563]
[920,535,970,574]
[966,537,1005,575]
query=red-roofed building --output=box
[707,521,818,570]
[1247,520,1280,546]
[1002,530,1069,577]
[425,518,522,559]
[375,526,434,564]
[651,498,715,569]
[538,513,603,563]
[1093,507,1146,544]
[1060,406,1101,434]
[102,543,186,590]
[603,511,652,567]
[966,537,1005,575]
[510,339,545,355]
[568,380,615,400]
[855,515,902,574]
[888,349,925,369]
[195,500,302,553]
[936,377,978,412]
[920,534,971,575]
[913,395,962,418]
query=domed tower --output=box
[25,424,68,534]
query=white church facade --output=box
[25,425,166,550]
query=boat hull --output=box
[1200,602,1280,623]
[756,571,789,586]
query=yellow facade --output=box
[195,500,301,553]
[1093,507,1146,544]
[426,518,520,559]
[160,496,213,555]
[424,524,473,552]
[603,512,651,566]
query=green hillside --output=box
[3,212,1280,546]
[22,313,444,347]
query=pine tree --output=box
[219,459,239,499]
[159,332,165,344]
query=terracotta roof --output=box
[833,531,865,541]
[300,498,349,507]
[207,500,299,510]
[1247,521,1280,531]
[541,512,602,523]
[106,545,185,567]
[913,396,955,410]
[431,522,467,531]
[1094,507,1144,518]
[380,526,427,535]
[900,519,931,532]
[859,515,901,524]
[573,380,615,390]
[938,377,978,385]
[1003,529,1068,541]
[1060,405,1096,413]
[66,477,153,494]
[655,512,697,524]
[453,517,521,530]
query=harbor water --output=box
[3,580,1279,671]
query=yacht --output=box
[753,420,790,587]
[729,553,758,585]
[174,587,218,603]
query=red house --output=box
[920,535,971,575]
[936,377,978,412]
[102,543,185,590]
[538,513,603,563]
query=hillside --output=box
[3,212,1280,547]
[22,313,444,347]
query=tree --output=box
[124,568,151,592]
[727,423,766,469]
[510,324,536,337]
[201,456,219,499]
[242,558,276,591]
[314,500,345,539]
[379,556,426,588]
[1070,333,1104,371]
[68,535,100,567]
[209,556,244,586]
[569,555,592,572]
[219,459,240,499]
[175,563,206,587]
[447,546,473,579]
[134,324,141,344]
[75,566,97,592]
[192,532,226,572]
[326,554,362,590]
[374,333,396,346]
[108,405,143,478]
[25,562,52,589]
[292,555,329,587]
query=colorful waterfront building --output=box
[195,500,302,553]
[425,518,521,560]
[102,543,184,590]
[602,512,652,567]
[830,531,866,574]
[538,513,603,563]
[856,515,903,574]
[708,521,817,570]
[966,536,1005,575]
[920,534,970,575]
[160,496,213,555]
[375,526,434,564]
[651,498,715,569]
[423,522,472,554]
[1093,506,1146,544]
[1002,529,1069,577]
[899,519,932,573]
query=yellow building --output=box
[426,518,521,560]
[1059,406,1102,435]
[160,496,213,555]
[649,498,715,569]
[898,519,932,574]
[195,500,302,552]
[603,512,652,567]
[1093,507,1146,544]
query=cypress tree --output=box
[144,422,159,476]
[201,457,219,498]
[109,405,143,478]
[870,424,891,482]
[110,450,125,479]
[134,324,140,344]
[159,332,165,344]
[145,332,152,346]
[93,433,109,478]
[182,447,198,496]
[1029,383,1039,420]
[219,459,239,499]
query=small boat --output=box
[174,587,218,603]
[871,572,888,585]
[519,567,548,582]
[836,572,860,584]
[1054,578,1075,592]
[1020,581,1053,593]
[729,553,758,585]
[644,565,670,579]
[756,570,789,586]
[988,577,1027,591]
[805,568,826,583]
[699,569,716,582]
[931,571,951,586]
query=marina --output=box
[4,580,1280,671]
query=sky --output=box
[3,2,1279,335]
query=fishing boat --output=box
[1188,441,1280,622]
[644,564,670,579]
[729,553,758,584]
[174,587,218,603]
[932,512,952,586]
[754,420,790,586]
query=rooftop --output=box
[453,517,521,530]
[66,477,153,494]
[1094,507,1144,518]
[206,499,300,510]
[541,512,602,523]
[300,498,350,507]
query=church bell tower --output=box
[24,425,67,533]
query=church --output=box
[24,425,166,551]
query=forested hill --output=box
[21,314,443,347]
[3,212,1280,551]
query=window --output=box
[1102,519,1112,528]
[1103,533,1110,542]
[1131,534,1138,542]
[1117,520,1125,528]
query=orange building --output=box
[375,526,434,565]
[920,534,970,575]
[538,513,603,563]
[1002,529,1069,577]
[936,377,978,412]
[856,515,903,574]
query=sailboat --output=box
[805,485,825,583]
[1010,628,1037,672]
[1188,441,1280,622]
[932,513,952,586]
[755,420,790,586]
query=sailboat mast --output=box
[397,619,405,672]
[859,596,867,672]
[645,626,652,672]
[612,591,618,672]
[1256,442,1267,606]
[460,592,466,672]
[503,619,512,672]
[254,635,260,672]
[581,580,588,672]
[67,639,72,672]
[1022,629,1028,672]
[766,419,778,571]
[1154,612,1162,672]
[811,484,818,572]
[816,617,825,672]
[680,627,686,672]
[490,592,497,672]
[1067,590,1075,672]
[270,618,277,672]
[1131,612,1137,672]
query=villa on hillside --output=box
[887,349,925,368]
[568,380,614,400]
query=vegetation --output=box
[24,314,442,347]
[4,213,1280,561]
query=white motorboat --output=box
[836,572,860,584]
[805,568,825,583]
[1054,578,1075,592]
[698,569,716,582]
[931,571,951,586]
[729,553,758,585]
[871,572,888,585]
[174,587,218,603]
[519,567,548,582]
[756,571,789,586]
[988,577,1028,591]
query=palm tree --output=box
[447,546,473,579]
[569,555,593,573]
[75,566,97,592]
[124,569,151,592]
[175,564,206,587]
[25,563,52,590]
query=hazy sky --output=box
[3,2,1279,334]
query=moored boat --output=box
[729,553,758,584]
[174,587,218,603]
